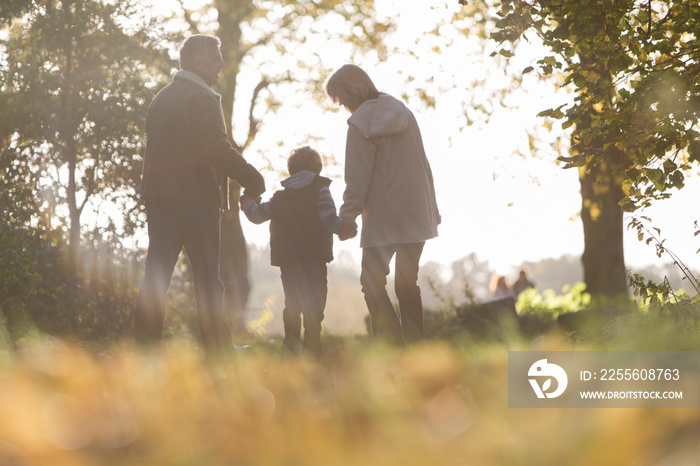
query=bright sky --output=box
[232,0,700,277]
[239,89,700,276]
[140,0,700,278]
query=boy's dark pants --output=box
[360,242,425,344]
[279,261,328,357]
[134,196,230,357]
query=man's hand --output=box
[338,219,358,241]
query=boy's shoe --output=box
[301,338,322,360]
[280,339,300,357]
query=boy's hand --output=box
[338,219,358,241]
[239,195,260,209]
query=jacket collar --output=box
[347,93,408,138]
[281,171,332,189]
[173,70,220,98]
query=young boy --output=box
[240,147,355,357]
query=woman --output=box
[326,64,440,343]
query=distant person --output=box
[490,274,514,300]
[134,35,265,359]
[326,64,440,344]
[240,147,355,358]
[512,269,535,298]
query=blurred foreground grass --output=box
[1,322,700,465]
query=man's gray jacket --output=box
[141,70,264,208]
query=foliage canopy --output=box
[0,0,174,251]
[492,0,700,211]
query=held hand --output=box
[239,195,260,209]
[338,219,358,241]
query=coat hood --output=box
[347,93,409,138]
[281,171,331,189]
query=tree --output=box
[0,0,173,266]
[171,0,392,332]
[490,0,700,296]
[0,0,34,22]
[0,143,42,312]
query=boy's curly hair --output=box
[288,146,322,175]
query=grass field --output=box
[1,320,700,466]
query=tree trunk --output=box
[60,1,80,267]
[216,0,255,335]
[67,149,81,266]
[574,53,629,298]
[59,7,82,329]
[219,185,250,334]
[579,160,628,296]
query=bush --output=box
[516,282,591,317]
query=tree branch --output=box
[176,0,201,35]
[243,79,270,151]
[77,167,97,216]
[244,14,296,53]
[78,186,96,217]
[242,73,298,151]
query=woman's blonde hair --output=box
[326,64,380,111]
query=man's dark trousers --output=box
[134,196,230,355]
[360,242,425,344]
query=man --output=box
[135,35,265,358]
[512,269,535,298]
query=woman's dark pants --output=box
[360,242,425,344]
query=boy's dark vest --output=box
[269,176,334,266]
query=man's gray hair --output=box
[179,35,220,70]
